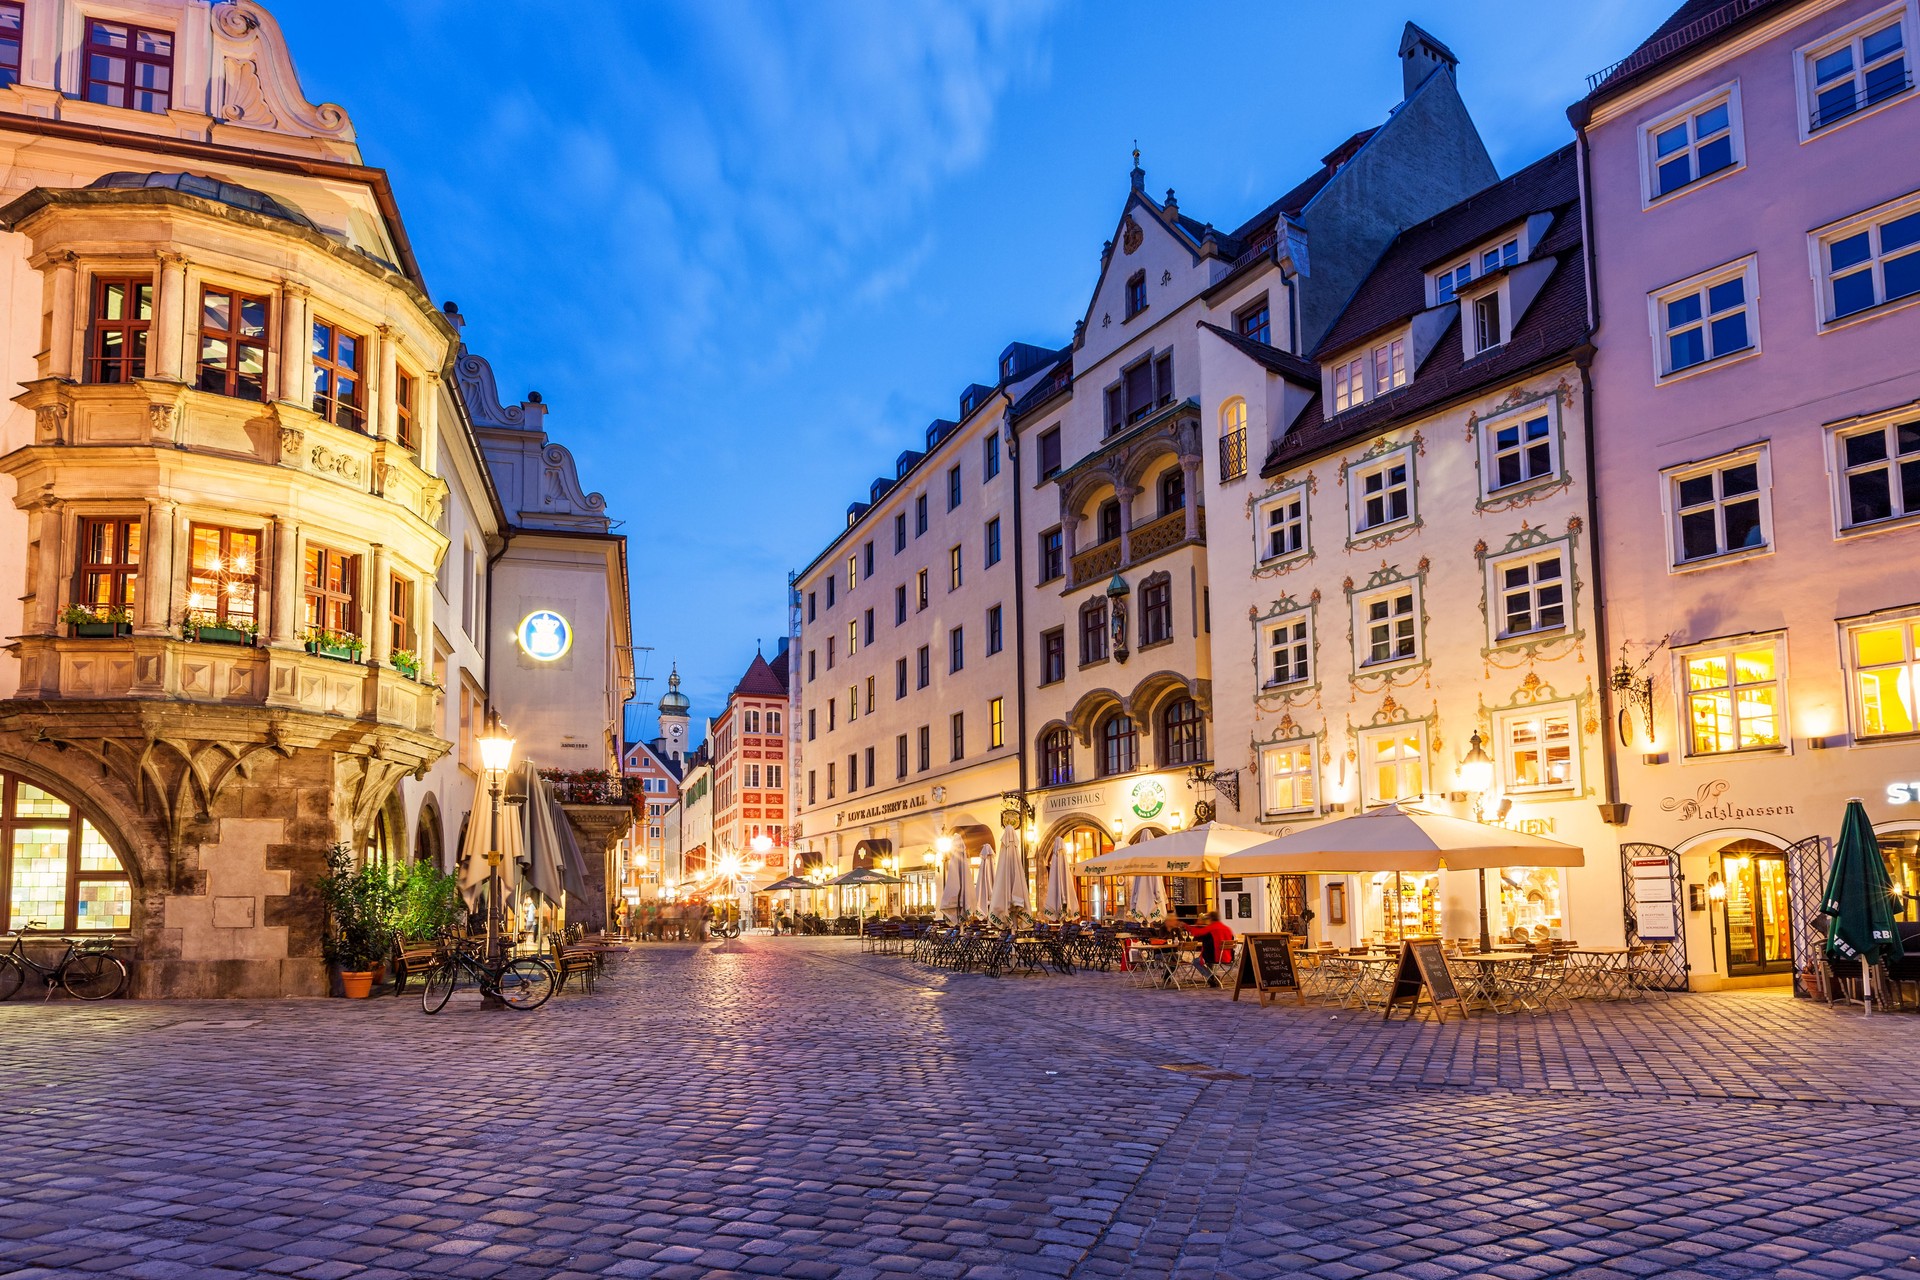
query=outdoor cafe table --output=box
[1454,952,1535,1012]
[1129,940,1201,989]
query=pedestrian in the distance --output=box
[1187,911,1234,987]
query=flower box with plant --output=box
[304,627,364,662]
[181,608,258,647]
[391,648,422,680]
[61,603,132,638]
[316,842,399,998]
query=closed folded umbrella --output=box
[1129,874,1166,920]
[995,826,1029,915]
[1824,797,1901,1014]
[1042,838,1076,916]
[458,789,526,912]
[939,850,967,921]
[975,841,998,917]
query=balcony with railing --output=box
[1220,427,1247,481]
[1067,505,1206,590]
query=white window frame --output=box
[1429,232,1524,306]
[1370,337,1407,394]
[1325,328,1412,416]
[1808,190,1920,330]
[1330,356,1364,413]
[1794,0,1917,142]
[1349,446,1416,535]
[1486,541,1571,642]
[1259,739,1318,818]
[1844,608,1920,740]
[1264,609,1312,689]
[1358,723,1429,808]
[1353,580,1421,670]
[1478,397,1561,497]
[1638,81,1743,207]
[1831,413,1920,534]
[1647,257,1759,382]
[1494,701,1581,794]
[1661,445,1773,571]
[1677,635,1788,757]
[1255,487,1308,563]
[1461,280,1509,357]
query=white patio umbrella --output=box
[994,825,1029,915]
[1076,822,1270,876]
[1129,874,1167,919]
[974,840,998,917]
[1042,838,1076,916]
[458,788,527,912]
[938,850,967,921]
[1217,802,1585,952]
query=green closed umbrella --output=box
[1822,798,1901,1014]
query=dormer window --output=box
[1432,233,1523,304]
[1479,238,1519,275]
[83,19,173,114]
[1435,262,1474,304]
[1327,335,1408,414]
[1125,270,1147,319]
[1470,290,1504,355]
[961,389,978,415]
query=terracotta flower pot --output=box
[339,970,375,999]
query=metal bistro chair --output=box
[1503,952,1569,1015]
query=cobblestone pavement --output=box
[5,937,1920,1280]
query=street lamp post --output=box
[477,715,516,998]
[1459,730,1496,953]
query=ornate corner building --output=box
[0,1,633,995]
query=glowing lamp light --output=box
[750,834,773,856]
[1707,871,1727,902]
[934,834,954,857]
[1460,730,1495,795]
[478,726,515,774]
[716,853,745,880]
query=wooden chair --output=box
[549,936,597,993]
[390,931,439,997]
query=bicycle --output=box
[0,923,129,1001]
[420,936,556,1013]
[710,918,741,940]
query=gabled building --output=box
[708,644,790,922]
[1572,0,1920,989]
[620,665,689,902]
[1210,146,1610,945]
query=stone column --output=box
[1117,484,1138,565]
[140,500,177,634]
[32,501,64,633]
[270,519,300,646]
[278,282,310,406]
[368,543,391,664]
[47,253,78,381]
[151,252,189,382]
[374,326,398,442]
[420,370,442,472]
[1062,514,1078,561]
[1182,459,1202,540]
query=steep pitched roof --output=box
[1264,147,1587,476]
[1313,146,1579,357]
[732,651,788,699]
[1579,0,1797,110]
[1198,322,1320,385]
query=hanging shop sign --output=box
[517,609,573,661]
[1128,778,1168,821]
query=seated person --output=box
[1187,911,1235,986]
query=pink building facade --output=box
[1576,0,1920,990]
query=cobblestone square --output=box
[5,938,1920,1280]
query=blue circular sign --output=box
[518,609,572,661]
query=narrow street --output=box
[4,939,1919,1280]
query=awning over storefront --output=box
[1075,822,1269,876]
[852,838,892,869]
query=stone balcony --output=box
[1068,505,1207,590]
[8,634,441,736]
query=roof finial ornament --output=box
[1129,140,1145,194]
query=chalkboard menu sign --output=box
[1231,933,1304,1005]
[1383,937,1467,1022]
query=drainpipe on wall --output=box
[481,531,512,723]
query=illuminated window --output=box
[989,697,1005,749]
[1685,642,1782,754]
[1359,724,1427,806]
[75,516,141,615]
[186,524,260,626]
[1260,741,1316,817]
[2,773,131,933]
[1498,704,1578,792]
[302,545,359,637]
[1850,617,1920,738]
[1219,398,1248,481]
[395,369,417,450]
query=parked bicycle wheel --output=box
[0,955,25,1001]
[496,957,555,1010]
[421,962,457,1014]
[61,951,127,1000]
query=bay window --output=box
[311,319,365,432]
[186,525,260,627]
[197,288,269,400]
[303,545,360,637]
[87,276,153,385]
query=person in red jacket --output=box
[1188,911,1234,986]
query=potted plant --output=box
[391,648,422,680]
[182,609,258,647]
[316,841,395,998]
[303,626,364,662]
[61,603,132,638]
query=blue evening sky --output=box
[277,0,1674,745]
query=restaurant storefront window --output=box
[1063,822,1117,918]
[1879,827,1920,923]
[1496,868,1565,943]
[1368,870,1439,945]
[2,772,132,933]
